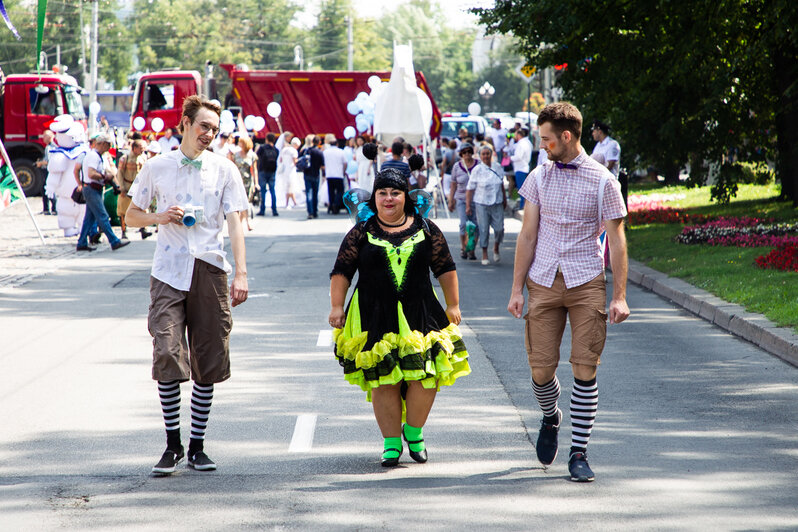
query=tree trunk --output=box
[663,165,680,185]
[773,44,798,205]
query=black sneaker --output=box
[188,450,217,471]
[536,409,561,465]
[76,245,96,252]
[111,239,130,251]
[568,452,595,482]
[89,233,102,245]
[152,448,184,475]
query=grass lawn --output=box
[626,183,798,333]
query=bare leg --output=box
[371,384,402,438]
[405,381,437,428]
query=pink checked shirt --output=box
[519,149,626,289]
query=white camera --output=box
[182,205,205,227]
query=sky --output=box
[295,0,493,29]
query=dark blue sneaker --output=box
[536,409,561,465]
[568,452,595,482]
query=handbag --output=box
[71,186,86,204]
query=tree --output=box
[475,0,798,205]
[474,38,528,114]
[0,0,129,89]
[310,0,351,70]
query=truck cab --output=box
[0,71,85,195]
[130,70,201,136]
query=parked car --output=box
[441,113,489,140]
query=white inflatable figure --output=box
[47,117,88,237]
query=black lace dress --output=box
[330,214,471,400]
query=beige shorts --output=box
[524,272,608,369]
[148,259,233,383]
[117,194,131,217]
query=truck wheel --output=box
[12,159,43,196]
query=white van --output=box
[440,113,489,140]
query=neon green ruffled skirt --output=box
[333,290,471,401]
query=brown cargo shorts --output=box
[524,272,608,369]
[148,259,233,383]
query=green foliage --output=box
[475,0,798,204]
[311,0,351,71]
[473,38,527,113]
[0,0,130,89]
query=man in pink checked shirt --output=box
[508,102,630,483]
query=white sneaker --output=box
[481,259,489,266]
[494,251,501,263]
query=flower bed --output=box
[755,244,798,272]
[674,216,798,272]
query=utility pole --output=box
[346,15,353,70]
[89,0,98,132]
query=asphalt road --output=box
[1,208,797,530]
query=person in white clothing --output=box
[510,128,533,207]
[323,133,347,214]
[158,128,180,153]
[489,118,508,159]
[590,121,621,177]
[47,121,88,237]
[355,135,374,191]
[277,136,300,208]
[125,95,249,476]
[466,145,506,265]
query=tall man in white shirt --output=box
[126,96,249,475]
[323,134,347,215]
[590,121,621,178]
[510,127,533,207]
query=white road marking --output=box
[288,414,317,453]
[247,293,270,298]
[316,329,333,347]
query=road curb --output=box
[512,209,798,367]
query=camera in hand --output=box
[182,205,205,227]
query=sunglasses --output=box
[461,149,473,154]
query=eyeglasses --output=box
[197,121,220,136]
[461,149,473,155]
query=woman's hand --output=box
[447,199,455,212]
[445,304,461,325]
[329,306,346,329]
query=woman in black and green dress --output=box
[329,167,471,467]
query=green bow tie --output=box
[181,157,202,170]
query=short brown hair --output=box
[537,102,583,141]
[178,95,221,134]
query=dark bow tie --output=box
[555,161,578,170]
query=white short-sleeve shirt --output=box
[130,148,248,291]
[466,161,504,205]
[81,149,104,185]
[323,146,347,178]
[591,136,621,177]
[158,136,180,153]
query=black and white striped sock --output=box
[532,376,561,424]
[158,380,181,431]
[570,377,598,455]
[189,382,214,453]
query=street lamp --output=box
[478,81,495,112]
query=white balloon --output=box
[151,117,164,133]
[355,114,369,132]
[209,99,221,108]
[89,101,101,115]
[355,91,369,103]
[346,101,360,115]
[467,101,482,116]
[343,126,356,139]
[253,116,266,132]
[132,116,146,131]
[220,109,234,122]
[244,115,257,130]
[367,75,382,91]
[266,102,282,118]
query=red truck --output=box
[131,65,441,141]
[0,70,86,195]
